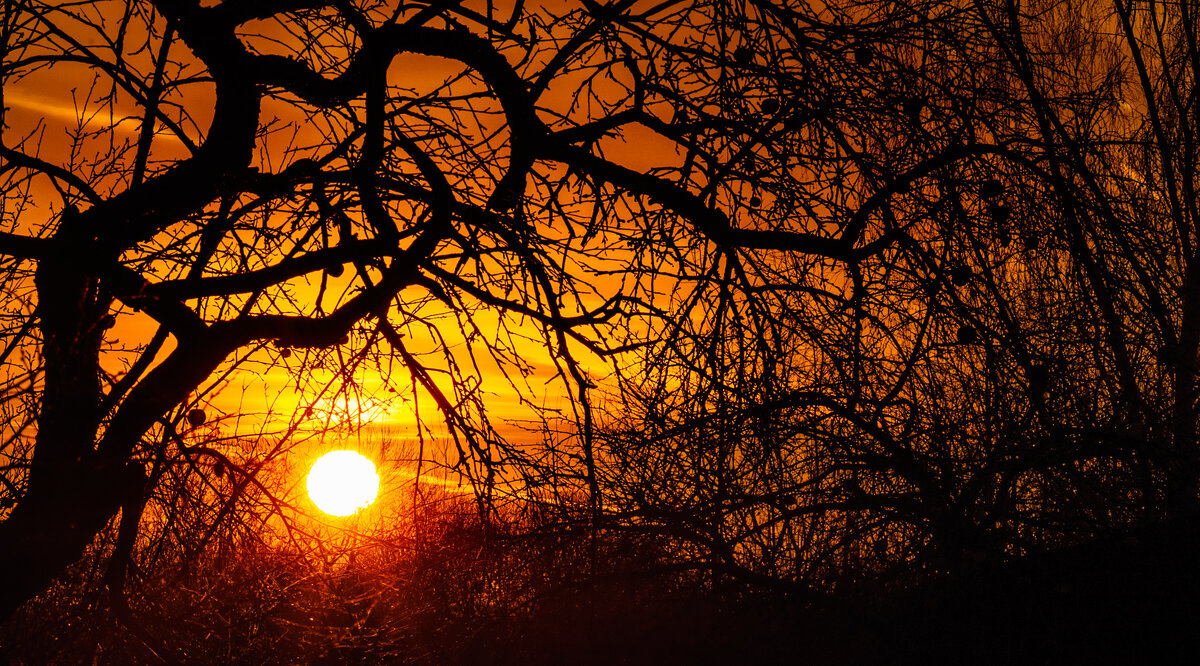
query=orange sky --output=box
[0,0,739,521]
[0,4,548,508]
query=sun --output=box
[306,450,380,517]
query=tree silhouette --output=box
[595,0,1200,594]
[0,0,1197,646]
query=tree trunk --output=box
[0,214,114,620]
[0,468,128,620]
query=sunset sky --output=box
[0,0,703,524]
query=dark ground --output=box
[500,524,1200,666]
[4,521,1200,664]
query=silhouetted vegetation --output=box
[3,0,1200,661]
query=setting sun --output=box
[306,451,380,517]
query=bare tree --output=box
[597,0,1200,594]
[0,0,901,617]
[2,0,1197,631]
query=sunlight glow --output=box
[306,450,380,517]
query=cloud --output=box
[4,87,183,144]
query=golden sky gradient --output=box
[0,1,695,510]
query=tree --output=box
[2,0,1197,630]
[0,0,892,617]
[599,0,1200,594]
